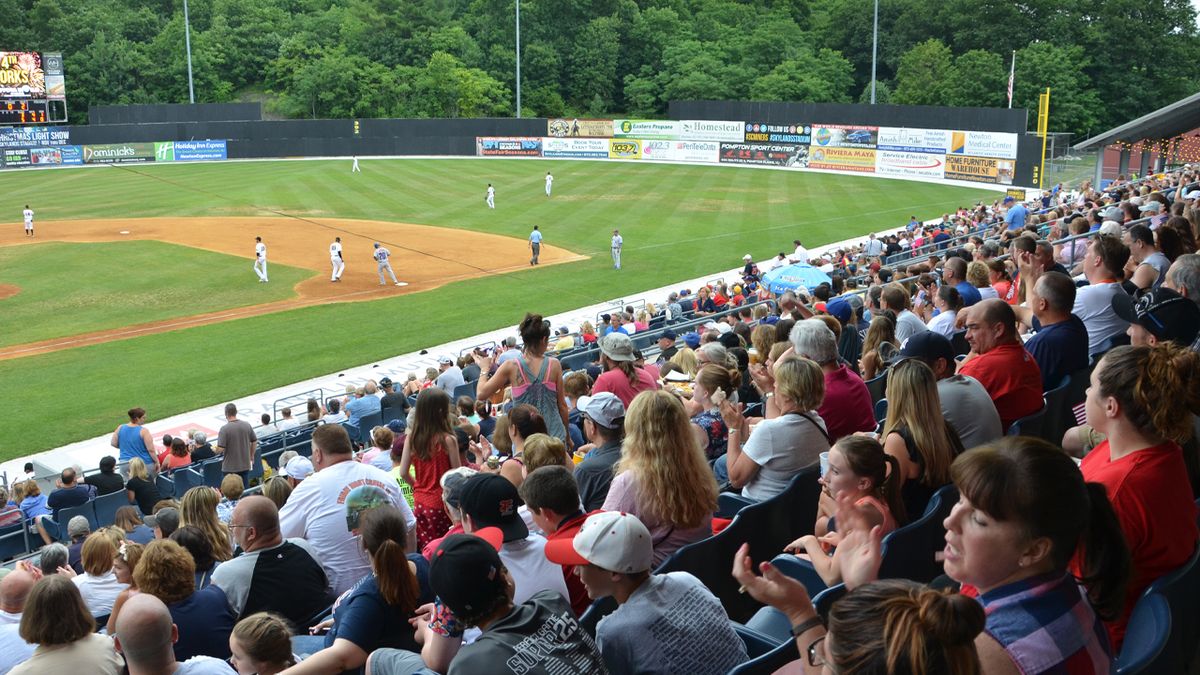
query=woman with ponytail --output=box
[1080,343,1200,650]
[286,506,432,674]
[689,363,739,461]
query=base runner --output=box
[374,243,405,286]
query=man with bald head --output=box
[211,495,330,626]
[114,593,235,674]
[0,569,35,624]
[958,299,1044,432]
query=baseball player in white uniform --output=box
[22,205,33,237]
[544,172,553,197]
[351,156,361,173]
[486,184,495,209]
[611,229,623,270]
[374,243,405,286]
[254,236,268,282]
[330,237,345,281]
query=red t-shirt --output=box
[545,512,591,616]
[1078,440,1198,650]
[958,342,1043,431]
[819,364,877,442]
[593,366,659,408]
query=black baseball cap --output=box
[379,377,393,389]
[429,531,506,618]
[898,331,956,365]
[1112,287,1200,346]
[459,474,528,542]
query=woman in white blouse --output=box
[925,285,963,338]
[62,528,128,618]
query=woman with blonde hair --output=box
[690,363,739,461]
[178,486,233,562]
[124,457,162,516]
[858,313,898,381]
[603,390,719,565]
[967,261,998,300]
[359,425,394,468]
[104,540,144,634]
[521,433,571,473]
[750,324,776,364]
[881,359,964,520]
[261,475,292,510]
[669,346,699,377]
[230,613,295,675]
[579,320,598,344]
[61,527,128,618]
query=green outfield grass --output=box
[0,159,996,458]
[0,241,309,347]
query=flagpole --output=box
[1007,50,1016,109]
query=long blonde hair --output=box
[615,390,718,528]
[178,487,233,561]
[128,457,150,482]
[669,347,699,377]
[882,360,959,486]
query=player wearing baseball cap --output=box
[544,511,748,673]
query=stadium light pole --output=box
[515,0,521,118]
[183,0,195,104]
[869,0,878,104]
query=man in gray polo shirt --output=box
[216,403,256,488]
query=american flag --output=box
[1007,51,1016,109]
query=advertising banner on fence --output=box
[541,137,609,158]
[949,131,1018,159]
[809,146,876,172]
[945,155,1015,184]
[2,147,30,167]
[476,137,542,157]
[155,140,228,162]
[58,144,82,164]
[29,146,62,165]
[82,142,154,164]
[0,125,69,148]
[719,142,808,167]
[678,120,744,143]
[876,127,951,154]
[744,123,810,144]
[811,124,878,149]
[641,140,720,163]
[608,139,642,160]
[613,120,679,140]
[546,118,613,138]
[875,150,946,180]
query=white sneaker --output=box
[396,282,408,287]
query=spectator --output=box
[111,407,158,472]
[719,357,829,501]
[211,496,329,626]
[941,257,980,310]
[104,540,144,635]
[66,527,128,618]
[1080,344,1200,649]
[519,466,590,616]
[64,515,91,572]
[344,386,381,428]
[790,319,876,441]
[216,403,257,488]
[959,300,1044,431]
[190,432,216,463]
[125,457,162,516]
[163,437,193,472]
[925,285,963,338]
[359,426,394,471]
[1074,235,1133,352]
[85,455,127,496]
[1003,195,1028,230]
[549,511,748,673]
[113,593,236,674]
[474,314,571,443]
[229,613,294,675]
[967,261,998,301]
[421,467,478,560]
[284,456,313,488]
[858,312,898,380]
[580,320,599,344]
[8,576,123,675]
[36,543,68,579]
[321,399,347,424]
[434,355,466,395]
[279,424,414,596]
[276,407,300,432]
[1112,286,1200,348]
[134,539,236,662]
[1020,269,1090,390]
[256,414,279,439]
[261,475,292,510]
[179,487,233,563]
[148,506,180,539]
[460,474,569,603]
[114,505,155,544]
[16,480,53,545]
[0,487,18,527]
[474,399,497,442]
[656,329,679,362]
[398,387,462,550]
[47,467,96,521]
[1165,253,1200,308]
[170,525,220,591]
[0,568,34,624]
[459,354,482,384]
[688,363,736,461]
[987,259,1015,303]
[604,391,718,565]
[1126,223,1171,290]
[592,332,659,408]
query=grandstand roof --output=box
[1075,90,1200,150]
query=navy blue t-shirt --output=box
[956,281,983,307]
[324,554,434,673]
[47,484,94,520]
[1025,314,1090,390]
[170,584,236,662]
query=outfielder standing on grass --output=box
[611,229,623,270]
[545,171,553,197]
[351,155,361,173]
[254,236,268,283]
[330,236,344,282]
[529,225,542,265]
[374,243,406,286]
[486,183,495,209]
[22,205,33,237]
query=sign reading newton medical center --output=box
[949,130,1018,159]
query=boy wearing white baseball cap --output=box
[544,511,747,674]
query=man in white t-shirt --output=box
[329,237,344,282]
[1073,234,1132,353]
[22,205,33,237]
[544,172,553,197]
[278,424,414,595]
[791,238,809,264]
[253,236,268,283]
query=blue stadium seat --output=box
[769,554,829,599]
[357,412,383,438]
[864,373,887,406]
[877,484,957,584]
[0,526,29,563]
[812,583,847,621]
[950,330,970,356]
[172,468,203,500]
[263,448,285,471]
[54,501,98,540]
[341,422,361,445]
[578,596,617,637]
[93,490,132,528]
[728,632,799,674]
[155,473,174,499]
[380,404,406,426]
[1039,374,1076,446]
[1006,401,1047,437]
[1117,593,1171,674]
[732,624,781,660]
[201,460,224,489]
[873,398,888,422]
[1132,543,1200,674]
[248,445,265,484]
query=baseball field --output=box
[0,158,995,458]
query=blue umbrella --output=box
[761,264,832,295]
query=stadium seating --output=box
[1128,544,1200,675]
[171,468,204,500]
[0,526,30,562]
[1006,400,1047,437]
[728,637,798,675]
[93,490,131,527]
[200,459,224,488]
[877,484,957,584]
[53,501,98,539]
[1117,593,1171,674]
[864,373,887,406]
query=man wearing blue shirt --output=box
[529,226,543,265]
[944,257,982,307]
[1021,272,1089,390]
[1003,196,1028,231]
[344,387,381,426]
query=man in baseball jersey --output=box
[254,236,268,283]
[351,156,361,173]
[486,183,495,209]
[545,171,553,197]
[330,237,345,282]
[529,226,542,265]
[373,243,405,286]
[22,205,33,237]
[611,229,623,270]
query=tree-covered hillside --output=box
[1,0,1197,136]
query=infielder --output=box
[611,229,623,270]
[529,226,542,265]
[351,156,361,173]
[544,172,553,197]
[330,237,345,281]
[486,183,495,209]
[22,205,33,237]
[254,236,268,282]
[374,243,405,286]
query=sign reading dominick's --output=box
[82,142,155,164]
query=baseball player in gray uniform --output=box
[374,243,405,286]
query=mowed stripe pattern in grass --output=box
[0,160,995,457]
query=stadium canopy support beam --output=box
[1139,143,1152,177]
[1118,148,1130,176]
[1093,149,1104,187]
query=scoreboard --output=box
[0,51,66,125]
[0,100,49,125]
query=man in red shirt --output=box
[519,465,591,616]
[789,318,875,441]
[958,299,1043,432]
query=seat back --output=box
[813,583,847,621]
[950,330,970,356]
[201,460,224,488]
[874,398,888,422]
[732,624,781,659]
[55,501,98,540]
[1140,543,1200,674]
[93,490,132,528]
[380,404,406,426]
[1116,593,1172,674]
[155,473,174,499]
[864,372,887,405]
[341,422,361,446]
[0,526,30,563]
[578,596,617,637]
[1006,401,1047,438]
[172,468,203,500]
[877,484,957,584]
